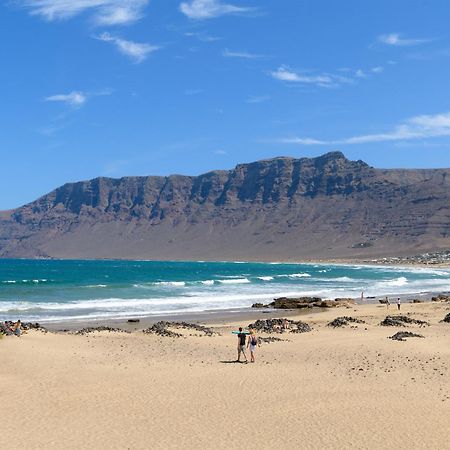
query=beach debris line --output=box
[380,315,429,327]
[248,318,311,334]
[0,321,46,336]
[389,332,425,342]
[74,326,131,336]
[327,316,365,328]
[142,321,219,338]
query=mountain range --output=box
[1,151,449,260]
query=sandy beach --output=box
[1,300,449,450]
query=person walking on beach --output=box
[386,296,390,309]
[237,327,248,363]
[12,320,22,337]
[247,329,260,363]
[397,298,401,311]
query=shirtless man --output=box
[236,327,248,363]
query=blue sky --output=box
[2,0,450,209]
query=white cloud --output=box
[222,48,266,59]
[45,91,87,106]
[97,32,159,63]
[19,0,149,25]
[271,64,384,88]
[215,149,227,155]
[185,31,220,42]
[278,112,450,146]
[180,0,253,20]
[377,33,429,46]
[270,66,350,88]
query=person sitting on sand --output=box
[247,329,260,363]
[12,320,22,337]
[237,327,248,363]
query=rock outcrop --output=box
[1,151,450,260]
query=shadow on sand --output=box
[220,360,248,364]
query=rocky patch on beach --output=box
[0,321,46,336]
[258,336,288,344]
[327,316,365,328]
[248,318,311,334]
[432,294,450,302]
[380,315,429,327]
[74,326,131,336]
[252,296,355,310]
[142,321,218,338]
[389,331,425,342]
[441,313,450,323]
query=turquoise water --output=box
[0,259,449,322]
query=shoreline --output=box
[36,289,448,331]
[2,255,450,268]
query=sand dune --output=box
[1,301,449,449]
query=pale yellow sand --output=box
[1,301,449,450]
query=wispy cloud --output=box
[377,33,430,46]
[185,31,220,42]
[270,66,353,88]
[18,0,149,25]
[45,91,87,107]
[97,32,160,63]
[180,0,254,20]
[277,112,450,146]
[271,64,386,88]
[222,48,266,59]
[246,95,270,104]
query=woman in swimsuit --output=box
[247,329,259,363]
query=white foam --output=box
[217,278,251,284]
[200,280,214,285]
[155,281,186,287]
[257,276,274,281]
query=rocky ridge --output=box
[1,151,450,260]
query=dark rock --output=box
[259,336,287,344]
[248,318,311,334]
[313,300,339,308]
[270,297,321,309]
[389,331,425,341]
[127,319,140,323]
[334,298,356,304]
[142,321,218,338]
[441,313,450,323]
[431,294,450,302]
[380,315,429,327]
[412,299,423,303]
[327,316,365,328]
[251,303,268,308]
[74,326,130,335]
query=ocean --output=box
[0,259,449,323]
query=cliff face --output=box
[1,151,450,260]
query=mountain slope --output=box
[1,151,450,260]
